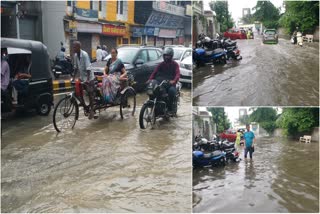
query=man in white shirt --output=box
[102,45,108,59]
[96,45,103,62]
[73,41,95,119]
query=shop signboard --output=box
[102,24,126,36]
[131,27,144,37]
[144,27,155,36]
[74,8,98,22]
[158,28,176,38]
[146,11,184,29]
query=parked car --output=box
[223,29,247,40]
[172,47,192,64]
[179,55,192,87]
[263,29,278,44]
[89,46,163,91]
[219,130,237,142]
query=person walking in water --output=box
[244,124,255,160]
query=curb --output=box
[53,76,103,93]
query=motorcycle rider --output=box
[148,47,180,113]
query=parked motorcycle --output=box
[193,150,226,168]
[139,80,181,129]
[193,48,227,67]
[52,56,74,78]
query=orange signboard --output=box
[102,24,126,36]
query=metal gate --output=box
[100,36,117,52]
[77,33,92,59]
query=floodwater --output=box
[193,137,319,213]
[193,35,319,106]
[1,89,192,212]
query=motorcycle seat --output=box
[226,41,237,46]
[212,48,224,54]
[212,150,223,157]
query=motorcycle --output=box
[139,80,181,129]
[193,137,219,152]
[193,47,227,67]
[52,56,74,78]
[193,150,227,167]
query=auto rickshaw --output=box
[1,38,53,116]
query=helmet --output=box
[163,47,174,62]
[61,47,65,52]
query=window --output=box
[156,50,162,57]
[99,1,102,11]
[148,50,159,61]
[183,50,191,59]
[92,1,99,11]
[90,1,93,9]
[67,1,71,6]
[136,50,148,63]
[117,0,124,15]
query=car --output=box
[172,47,192,64]
[89,46,163,91]
[263,29,278,44]
[179,55,192,87]
[223,28,247,40]
[219,130,237,142]
[162,45,185,50]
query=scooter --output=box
[193,47,227,67]
[52,56,73,78]
[224,148,240,162]
[193,150,226,168]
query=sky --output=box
[225,107,282,124]
[203,0,284,22]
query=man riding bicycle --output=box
[148,47,180,113]
[73,41,95,119]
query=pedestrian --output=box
[96,45,103,62]
[73,41,95,119]
[244,124,255,160]
[235,129,241,146]
[102,45,108,59]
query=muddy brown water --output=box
[193,35,319,106]
[193,137,319,213]
[1,89,192,213]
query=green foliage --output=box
[279,1,319,34]
[252,1,280,28]
[249,108,278,134]
[276,108,319,136]
[209,1,234,32]
[207,107,231,133]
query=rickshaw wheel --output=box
[37,102,51,116]
[53,96,79,132]
[120,89,136,119]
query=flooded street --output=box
[193,35,319,106]
[193,137,319,213]
[1,89,192,213]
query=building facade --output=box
[134,1,191,47]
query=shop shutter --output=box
[78,33,92,59]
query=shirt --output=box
[1,60,10,90]
[96,49,103,62]
[57,51,65,61]
[149,60,180,84]
[74,49,94,82]
[102,50,108,59]
[244,131,255,148]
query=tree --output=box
[249,108,278,134]
[207,107,231,133]
[239,115,250,125]
[241,14,254,24]
[252,1,280,28]
[209,0,234,32]
[276,108,319,136]
[279,1,319,34]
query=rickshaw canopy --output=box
[1,38,52,81]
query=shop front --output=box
[101,24,126,49]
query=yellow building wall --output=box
[76,1,90,9]
[127,1,135,24]
[106,1,117,21]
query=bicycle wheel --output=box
[53,96,79,132]
[139,103,155,129]
[120,89,136,119]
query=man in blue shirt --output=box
[244,124,255,159]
